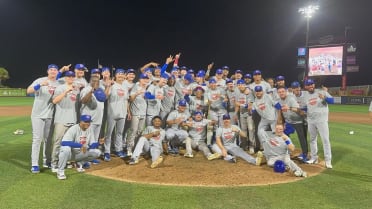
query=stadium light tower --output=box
[298,4,319,47]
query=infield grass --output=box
[0,98,372,209]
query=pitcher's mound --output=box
[86,149,324,187]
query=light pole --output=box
[298,4,319,80]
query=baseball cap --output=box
[172,66,180,71]
[196,72,205,78]
[222,114,231,120]
[80,114,92,122]
[304,79,314,85]
[180,66,188,70]
[226,78,233,84]
[48,64,58,69]
[194,111,203,116]
[254,85,263,92]
[101,67,110,72]
[115,69,125,74]
[178,99,187,106]
[184,73,194,83]
[139,73,150,79]
[222,66,229,70]
[253,70,261,75]
[198,70,206,75]
[65,71,75,77]
[291,81,300,88]
[188,69,195,74]
[209,78,217,84]
[216,69,223,74]
[244,73,252,79]
[126,68,135,74]
[144,68,153,73]
[161,73,170,79]
[237,79,245,85]
[91,68,100,74]
[74,64,85,70]
[276,75,285,81]
[235,69,243,74]
[194,86,205,92]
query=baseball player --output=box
[213,69,226,89]
[160,75,177,126]
[146,73,169,126]
[183,111,220,160]
[303,79,334,168]
[174,73,194,103]
[206,78,228,127]
[51,70,80,172]
[128,116,167,168]
[257,124,307,177]
[103,69,129,160]
[184,86,208,115]
[127,73,151,156]
[56,115,103,180]
[27,64,64,173]
[225,79,238,125]
[212,114,263,165]
[165,99,191,154]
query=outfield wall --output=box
[0,88,26,97]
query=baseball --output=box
[349,131,354,135]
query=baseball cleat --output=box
[127,148,133,157]
[248,147,255,155]
[306,158,318,164]
[31,166,40,174]
[128,158,139,165]
[104,153,111,162]
[256,151,263,166]
[294,170,307,177]
[325,161,333,169]
[207,153,221,161]
[43,162,51,168]
[228,157,237,163]
[150,156,163,168]
[57,171,66,180]
[115,151,126,158]
[91,159,100,164]
[184,153,194,158]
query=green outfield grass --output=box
[1,98,372,209]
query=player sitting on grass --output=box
[56,115,104,180]
[128,116,168,168]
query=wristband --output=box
[285,140,291,145]
[33,84,41,91]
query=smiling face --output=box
[152,117,162,128]
[277,87,287,100]
[274,124,284,136]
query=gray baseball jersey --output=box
[80,86,104,125]
[166,110,191,129]
[188,96,208,114]
[278,95,302,124]
[61,124,96,147]
[258,130,292,159]
[188,119,211,142]
[142,126,165,148]
[53,84,80,124]
[216,125,241,146]
[226,89,237,112]
[146,84,165,116]
[207,88,226,113]
[29,77,59,119]
[130,83,147,116]
[174,80,192,102]
[252,94,276,121]
[107,82,129,119]
[248,80,272,101]
[304,89,332,123]
[235,89,252,117]
[161,85,176,112]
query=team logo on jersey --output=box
[80,136,87,145]
[308,98,317,106]
[238,96,246,104]
[70,93,77,101]
[117,88,125,97]
[196,125,204,132]
[156,90,164,99]
[48,86,56,95]
[167,89,175,97]
[258,103,266,110]
[211,94,220,101]
[182,88,190,95]
[269,138,279,147]
[223,131,234,141]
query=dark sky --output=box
[0,0,371,88]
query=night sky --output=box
[0,0,371,88]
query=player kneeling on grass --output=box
[258,124,307,177]
[182,111,221,160]
[56,115,104,180]
[128,116,167,168]
[212,114,263,165]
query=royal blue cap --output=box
[291,81,300,88]
[194,111,203,116]
[161,73,170,79]
[198,70,206,75]
[48,64,58,69]
[254,85,263,92]
[237,79,245,85]
[184,73,194,83]
[235,69,243,74]
[91,68,100,74]
[115,69,125,74]
[188,69,194,74]
[222,66,229,70]
[226,78,233,84]
[178,99,187,106]
[244,73,252,79]
[101,67,110,72]
[75,64,85,70]
[209,78,217,84]
[216,69,223,74]
[276,75,285,81]
[253,70,261,75]
[80,114,92,122]
[222,114,231,120]
[304,79,314,85]
[145,68,153,73]
[196,72,205,78]
[65,71,75,77]
[139,73,149,79]
[172,66,180,71]
[126,68,135,74]
[180,66,188,70]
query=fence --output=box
[0,88,27,97]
